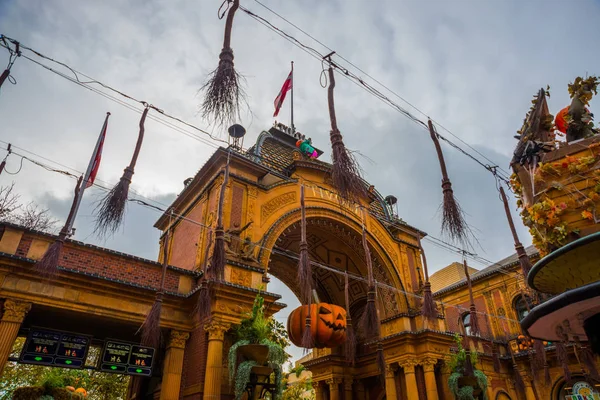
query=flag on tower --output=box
[273,69,293,117]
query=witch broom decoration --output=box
[417,234,437,321]
[36,112,111,275]
[462,257,480,336]
[427,119,469,246]
[95,107,149,236]
[297,184,315,348]
[498,184,532,277]
[200,0,244,127]
[138,212,173,349]
[326,64,366,203]
[344,272,356,364]
[197,152,231,322]
[360,210,379,339]
[0,144,11,175]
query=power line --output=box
[237,6,512,184]
[0,142,529,328]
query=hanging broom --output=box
[555,326,572,382]
[300,294,314,350]
[499,185,532,277]
[492,343,501,373]
[574,335,600,381]
[344,272,356,365]
[427,119,469,246]
[464,350,474,377]
[199,0,244,127]
[326,65,366,203]
[35,176,82,275]
[463,258,480,336]
[297,185,312,305]
[417,234,436,321]
[95,107,149,237]
[137,220,172,349]
[509,348,526,395]
[360,213,379,339]
[208,155,230,281]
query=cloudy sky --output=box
[1,0,600,363]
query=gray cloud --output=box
[2,0,600,362]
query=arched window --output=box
[514,295,533,321]
[461,312,472,336]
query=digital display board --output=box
[19,329,90,369]
[100,340,155,377]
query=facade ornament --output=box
[2,299,32,323]
[326,377,343,387]
[399,359,419,372]
[385,364,398,378]
[167,330,190,349]
[204,320,231,341]
[421,357,438,372]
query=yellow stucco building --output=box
[0,122,598,399]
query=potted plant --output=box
[447,334,488,400]
[228,292,288,400]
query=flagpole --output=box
[64,112,110,234]
[290,60,294,133]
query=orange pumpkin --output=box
[75,388,87,397]
[65,386,75,392]
[287,303,347,348]
[555,105,591,133]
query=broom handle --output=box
[427,119,450,182]
[300,185,306,243]
[463,259,475,305]
[222,0,239,50]
[499,186,523,248]
[59,176,83,239]
[216,155,230,228]
[159,225,171,292]
[327,67,338,132]
[128,108,149,169]
[417,234,429,282]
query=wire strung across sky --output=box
[0,141,530,328]
[237,4,513,184]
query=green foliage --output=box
[446,335,488,400]
[228,292,290,400]
[234,361,257,400]
[290,364,305,378]
[447,334,477,374]
[281,376,315,400]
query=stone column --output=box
[344,379,353,400]
[354,379,365,400]
[422,358,439,400]
[385,365,398,400]
[203,320,231,400]
[400,361,419,398]
[0,299,31,375]
[314,381,325,400]
[327,378,342,400]
[524,381,537,400]
[160,330,190,400]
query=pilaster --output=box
[202,320,231,400]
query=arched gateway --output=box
[0,123,457,400]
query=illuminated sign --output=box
[19,329,90,369]
[100,341,155,377]
[565,381,600,399]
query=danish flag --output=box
[273,69,292,117]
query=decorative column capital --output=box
[399,359,418,373]
[204,320,231,341]
[167,330,190,349]
[2,299,32,323]
[343,379,353,391]
[326,377,342,388]
[385,364,398,378]
[421,358,438,372]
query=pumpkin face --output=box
[287,303,347,348]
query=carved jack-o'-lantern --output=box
[287,303,347,348]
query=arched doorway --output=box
[553,376,600,399]
[266,215,409,326]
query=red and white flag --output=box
[85,113,110,188]
[273,69,293,117]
